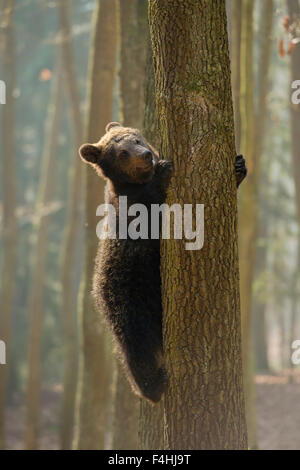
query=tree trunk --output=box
[239,0,273,448]
[149,0,248,449]
[252,218,269,372]
[230,0,242,152]
[112,0,148,451]
[119,0,147,129]
[0,0,17,450]
[25,61,64,450]
[289,241,300,376]
[139,36,164,451]
[73,0,118,450]
[57,0,83,450]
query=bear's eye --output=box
[119,150,129,159]
[135,139,141,145]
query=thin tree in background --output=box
[149,0,248,449]
[73,0,118,450]
[239,0,274,447]
[119,0,147,128]
[24,62,64,450]
[287,0,300,223]
[252,1,274,373]
[139,36,164,451]
[253,217,270,372]
[57,0,83,450]
[112,0,147,451]
[0,0,16,450]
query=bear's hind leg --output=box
[118,329,168,403]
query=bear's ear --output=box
[105,122,122,133]
[79,143,101,164]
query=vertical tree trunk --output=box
[149,0,248,449]
[252,218,269,372]
[112,0,147,451]
[25,61,64,450]
[139,36,164,451]
[57,0,83,450]
[119,0,147,129]
[73,0,118,450]
[231,0,242,152]
[289,241,300,375]
[0,0,16,450]
[254,0,274,165]
[239,0,273,448]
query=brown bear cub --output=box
[79,122,247,403]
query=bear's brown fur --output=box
[79,122,172,403]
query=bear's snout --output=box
[140,150,153,164]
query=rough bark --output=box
[112,0,148,451]
[25,61,64,450]
[149,0,248,450]
[57,0,83,450]
[231,0,242,152]
[239,0,273,448]
[0,0,17,450]
[73,0,118,450]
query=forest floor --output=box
[256,370,300,450]
[4,370,300,450]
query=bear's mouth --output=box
[136,163,153,171]
[133,164,155,183]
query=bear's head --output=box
[79,122,159,185]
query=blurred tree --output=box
[287,0,300,223]
[119,0,147,129]
[149,0,248,449]
[239,0,273,447]
[73,0,118,450]
[253,218,270,372]
[112,0,147,451]
[252,1,275,373]
[0,0,16,450]
[139,36,164,451]
[287,0,300,378]
[6,0,62,400]
[25,60,64,450]
[57,0,83,450]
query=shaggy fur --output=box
[79,123,171,402]
[79,122,247,403]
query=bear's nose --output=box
[141,150,152,163]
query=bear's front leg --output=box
[235,155,247,188]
